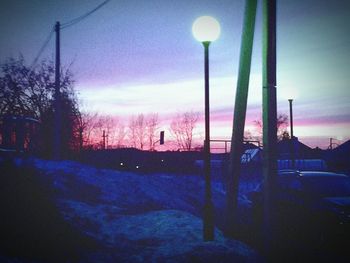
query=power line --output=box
[30,27,55,70]
[0,28,54,70]
[26,0,110,74]
[61,0,111,29]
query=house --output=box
[276,137,327,170]
[277,136,315,159]
[324,140,350,174]
[241,148,262,164]
[0,115,40,153]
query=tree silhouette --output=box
[127,113,159,150]
[170,111,199,151]
[253,113,289,142]
[0,56,80,157]
[146,113,159,151]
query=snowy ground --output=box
[4,157,263,262]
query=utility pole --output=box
[226,0,257,237]
[262,0,277,256]
[102,130,108,150]
[329,138,339,150]
[54,21,61,160]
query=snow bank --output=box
[13,158,262,262]
[59,200,257,262]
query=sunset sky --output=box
[1,0,349,149]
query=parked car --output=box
[248,170,350,256]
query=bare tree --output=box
[114,121,126,148]
[0,56,80,156]
[102,116,126,148]
[128,115,137,148]
[170,111,199,151]
[128,114,147,149]
[136,114,147,149]
[75,112,127,150]
[146,113,159,150]
[127,113,160,150]
[91,115,126,149]
[97,115,113,149]
[0,56,49,118]
[253,113,289,142]
[75,110,99,150]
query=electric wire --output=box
[61,0,111,29]
[29,27,55,70]
[0,27,54,71]
[17,0,110,75]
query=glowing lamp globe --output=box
[192,16,221,42]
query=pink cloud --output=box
[295,114,350,126]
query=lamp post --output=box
[192,16,220,241]
[288,99,295,169]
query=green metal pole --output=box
[226,0,257,236]
[262,0,277,255]
[203,41,214,241]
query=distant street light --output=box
[288,99,295,169]
[192,16,221,241]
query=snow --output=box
[9,157,263,262]
[59,203,255,262]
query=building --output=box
[0,115,40,153]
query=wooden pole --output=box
[262,0,277,255]
[54,21,61,159]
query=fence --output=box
[209,139,261,154]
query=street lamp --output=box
[192,16,220,241]
[288,99,295,169]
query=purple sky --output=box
[1,0,350,149]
